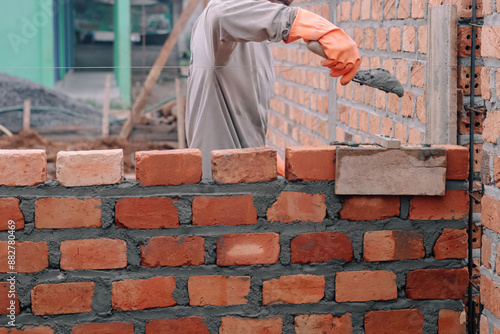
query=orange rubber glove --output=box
[286,8,360,85]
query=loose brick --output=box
[285,146,336,181]
[0,149,47,186]
[340,196,400,221]
[31,282,94,315]
[35,198,102,229]
[267,192,326,223]
[406,268,468,299]
[263,275,325,305]
[56,149,123,186]
[291,231,353,263]
[115,197,179,229]
[135,149,202,186]
[409,190,469,220]
[335,271,397,302]
[188,276,250,306]
[211,147,277,183]
[482,235,492,269]
[0,282,19,314]
[0,241,48,273]
[146,318,209,334]
[365,309,424,333]
[364,230,425,262]
[60,239,127,270]
[295,313,352,334]
[0,198,24,230]
[481,195,500,233]
[217,233,280,266]
[438,309,466,334]
[140,236,205,267]
[112,276,176,311]
[71,322,134,334]
[0,326,54,334]
[433,229,468,260]
[431,145,469,179]
[219,316,282,334]
[192,195,257,226]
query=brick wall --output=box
[0,146,469,333]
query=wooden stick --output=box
[23,99,31,131]
[0,124,13,137]
[175,77,186,148]
[102,74,111,138]
[119,0,200,139]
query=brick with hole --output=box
[409,190,469,220]
[0,198,24,231]
[0,326,54,334]
[340,195,400,221]
[291,231,353,263]
[267,192,326,223]
[31,282,94,315]
[188,275,250,306]
[263,275,325,305]
[0,241,48,273]
[295,313,352,334]
[0,149,47,186]
[482,195,500,233]
[35,198,102,229]
[60,239,127,270]
[406,268,468,299]
[111,276,176,311]
[365,309,424,333]
[363,230,425,262]
[217,233,280,266]
[146,318,209,334]
[0,282,19,315]
[140,236,205,267]
[219,316,282,334]
[438,309,466,334]
[115,197,179,229]
[285,146,336,181]
[433,229,468,260]
[335,270,397,302]
[192,195,257,226]
[71,322,134,334]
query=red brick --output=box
[364,230,425,262]
[335,271,397,302]
[188,276,250,306]
[211,148,277,183]
[71,322,134,334]
[219,316,282,334]
[112,276,176,311]
[146,318,209,334]
[376,28,387,50]
[217,233,280,266]
[263,275,325,305]
[406,268,468,299]
[35,198,101,229]
[0,282,19,315]
[438,309,466,334]
[480,314,488,334]
[482,235,492,269]
[192,195,257,226]
[481,195,500,233]
[409,190,469,220]
[291,231,353,263]
[0,198,24,231]
[483,111,500,144]
[0,326,54,334]
[0,241,48,273]
[340,196,400,221]
[481,26,500,59]
[495,155,500,187]
[365,309,424,333]
[384,0,396,18]
[402,26,415,52]
[433,229,468,260]
[267,191,326,223]
[115,197,179,229]
[135,149,202,186]
[60,239,127,270]
[140,236,205,267]
[0,149,47,186]
[431,145,469,179]
[458,27,481,58]
[389,27,401,52]
[31,282,94,315]
[285,146,336,181]
[295,313,352,334]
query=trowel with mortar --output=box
[307,41,404,97]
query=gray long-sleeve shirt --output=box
[186,0,296,178]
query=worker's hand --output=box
[286,8,360,85]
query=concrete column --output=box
[114,0,131,106]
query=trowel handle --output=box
[307,41,327,58]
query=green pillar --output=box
[114,0,131,106]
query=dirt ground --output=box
[0,130,174,179]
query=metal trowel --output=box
[307,41,404,97]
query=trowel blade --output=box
[352,69,404,97]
